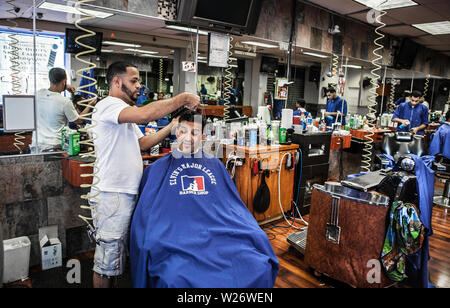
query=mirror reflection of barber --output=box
[391,90,429,136]
[324,87,347,127]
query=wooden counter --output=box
[0,131,32,155]
[350,128,391,143]
[223,144,299,225]
[330,134,351,151]
[197,105,253,118]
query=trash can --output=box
[0,222,3,288]
[2,236,31,284]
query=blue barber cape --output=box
[406,154,434,288]
[392,102,429,135]
[129,151,279,288]
[429,123,450,159]
[325,96,347,127]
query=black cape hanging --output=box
[253,170,271,213]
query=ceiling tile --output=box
[413,34,450,45]
[305,0,368,15]
[382,25,427,37]
[385,5,446,24]
[348,11,402,26]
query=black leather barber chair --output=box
[432,154,450,208]
[375,132,426,169]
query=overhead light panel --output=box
[412,21,450,35]
[302,51,329,59]
[353,0,418,10]
[141,54,168,59]
[123,48,158,54]
[241,41,278,48]
[165,25,209,36]
[38,2,113,18]
[103,41,141,48]
[342,65,362,69]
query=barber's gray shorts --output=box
[89,191,137,277]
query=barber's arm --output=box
[119,92,200,124]
[74,98,97,125]
[138,119,177,151]
[411,108,429,134]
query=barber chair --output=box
[302,155,419,288]
[432,154,450,208]
[374,132,426,170]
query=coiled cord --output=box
[74,0,100,232]
[423,75,430,100]
[159,58,163,93]
[6,0,25,153]
[361,8,386,173]
[388,77,397,113]
[223,35,234,120]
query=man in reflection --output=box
[31,67,95,152]
[391,90,428,136]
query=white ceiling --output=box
[0,0,449,64]
[306,0,450,53]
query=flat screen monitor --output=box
[260,56,278,74]
[2,95,36,132]
[65,28,103,55]
[394,38,419,70]
[177,0,262,34]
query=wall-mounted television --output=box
[393,38,419,70]
[260,56,278,74]
[65,28,103,55]
[176,0,262,35]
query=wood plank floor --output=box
[262,205,450,288]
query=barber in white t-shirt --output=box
[32,67,95,151]
[89,61,200,288]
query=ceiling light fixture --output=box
[412,21,450,35]
[101,49,114,53]
[302,51,329,58]
[354,0,418,10]
[123,48,158,54]
[342,65,362,69]
[165,25,209,36]
[103,41,141,48]
[241,41,278,48]
[38,1,113,18]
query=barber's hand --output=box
[181,92,200,111]
[411,127,419,135]
[66,85,76,94]
[402,119,410,126]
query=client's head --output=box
[175,110,206,154]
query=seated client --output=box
[129,110,279,288]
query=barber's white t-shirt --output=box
[33,88,79,147]
[91,96,144,195]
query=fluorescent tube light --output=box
[140,54,168,58]
[302,51,329,58]
[39,2,113,19]
[412,21,450,35]
[241,41,278,48]
[103,41,141,48]
[342,65,362,69]
[165,25,209,36]
[101,49,114,53]
[123,48,158,54]
[354,0,418,10]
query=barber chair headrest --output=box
[433,154,450,173]
[381,132,426,160]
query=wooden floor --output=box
[262,205,450,288]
